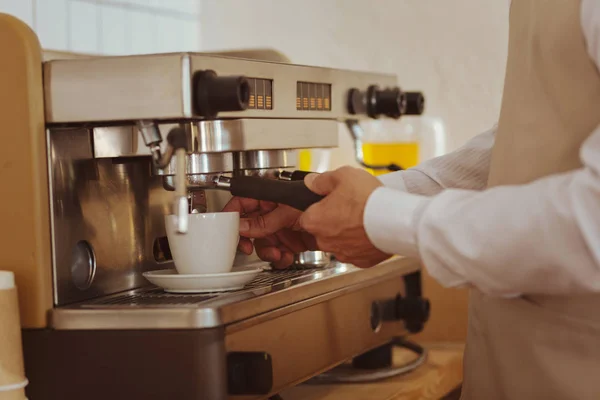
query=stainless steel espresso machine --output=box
[0,14,430,400]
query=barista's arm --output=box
[365,124,600,296]
[379,125,496,196]
[366,0,600,296]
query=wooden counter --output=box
[280,343,464,400]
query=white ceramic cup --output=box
[165,212,240,275]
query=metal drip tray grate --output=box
[82,267,334,308]
[244,267,322,289]
[85,289,218,306]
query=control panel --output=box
[296,81,332,111]
[44,53,418,122]
[247,78,273,110]
[190,68,424,122]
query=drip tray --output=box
[51,258,420,330]
[80,266,341,308]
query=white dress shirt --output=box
[363,0,600,297]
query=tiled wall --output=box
[0,0,201,54]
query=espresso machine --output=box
[0,14,430,400]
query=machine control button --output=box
[347,88,367,115]
[366,85,405,119]
[404,91,425,115]
[396,295,430,333]
[227,352,273,395]
[193,69,250,118]
[376,294,431,334]
[348,87,426,119]
[70,240,96,290]
[348,85,415,119]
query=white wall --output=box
[0,0,510,165]
[0,0,201,55]
[199,0,510,166]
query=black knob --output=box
[404,92,425,115]
[397,295,430,333]
[348,86,405,119]
[367,85,405,119]
[193,70,250,118]
[377,294,430,334]
[347,88,367,115]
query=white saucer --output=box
[142,266,263,293]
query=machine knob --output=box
[397,295,430,333]
[347,88,367,115]
[347,86,406,119]
[366,85,405,119]
[377,294,431,334]
[193,70,250,118]
[404,91,425,115]
[347,87,426,119]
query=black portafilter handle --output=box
[289,170,311,181]
[229,176,323,211]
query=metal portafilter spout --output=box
[137,120,173,168]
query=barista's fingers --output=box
[222,196,277,216]
[276,231,309,254]
[222,196,255,213]
[240,205,301,238]
[259,200,278,213]
[271,251,295,269]
[255,238,282,263]
[301,231,319,251]
[304,170,340,196]
[237,237,254,255]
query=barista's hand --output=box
[221,197,317,268]
[300,166,391,268]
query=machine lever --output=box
[215,176,323,211]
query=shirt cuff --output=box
[363,187,430,257]
[377,171,407,191]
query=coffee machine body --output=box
[0,14,429,399]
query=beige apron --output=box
[461,0,600,399]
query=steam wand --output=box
[137,120,189,234]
